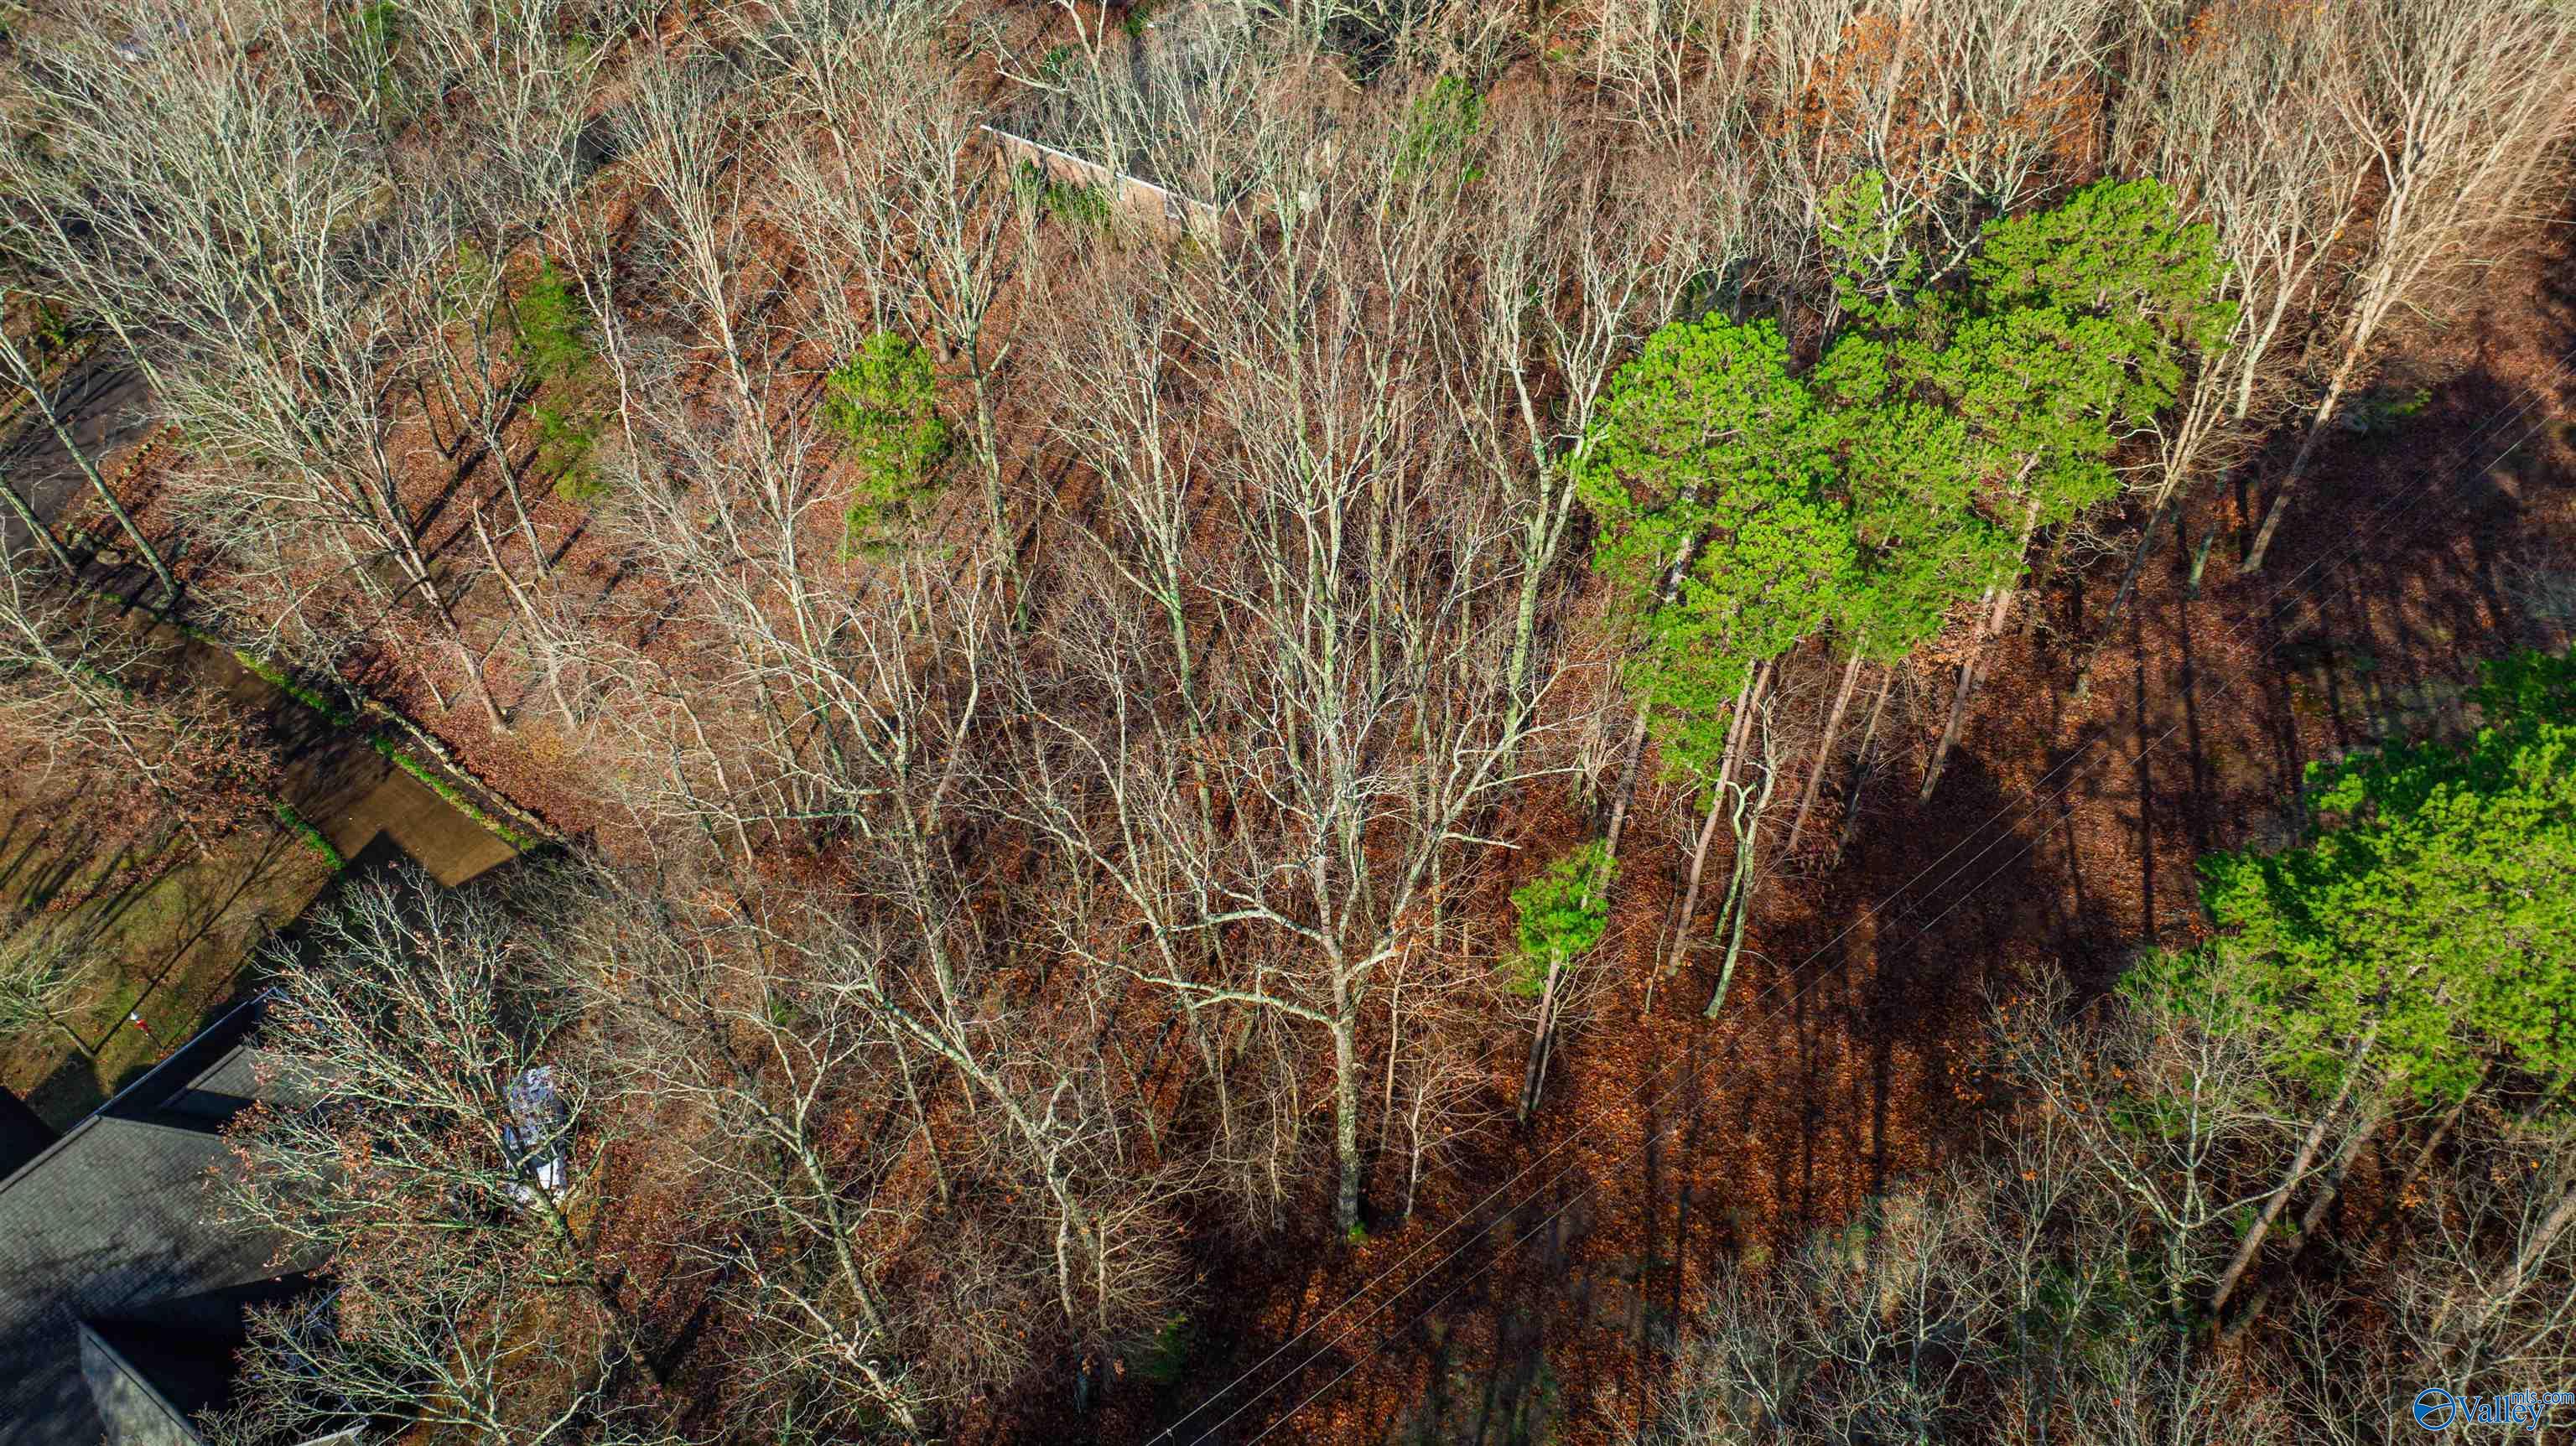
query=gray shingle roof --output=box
[0,997,304,1446]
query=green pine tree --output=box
[1504,841,1615,998]
[1909,177,2236,797]
[2184,649,2576,1316]
[2199,650,2576,1109]
[1511,839,1615,1118]
[1577,314,1857,778]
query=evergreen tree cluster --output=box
[1579,176,2236,783]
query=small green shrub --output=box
[513,259,594,386]
[447,240,499,327]
[1127,1313,1196,1386]
[347,0,404,106]
[1502,841,1613,995]
[27,300,85,362]
[823,332,949,553]
[2337,385,2430,436]
[536,399,605,502]
[351,0,402,53]
[492,258,610,502]
[1393,75,1487,189]
[1013,158,1115,232]
[1012,158,1046,205]
[1048,179,1115,230]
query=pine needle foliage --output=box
[1504,841,1614,997]
[2197,650,2576,1108]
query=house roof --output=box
[0,993,308,1446]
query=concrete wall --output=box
[980,126,1220,245]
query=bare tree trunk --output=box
[969,365,1021,614]
[1603,527,1708,861]
[49,1013,98,1063]
[0,342,180,608]
[446,622,508,731]
[1663,661,1769,987]
[2293,1096,2387,1241]
[2452,1176,2576,1348]
[1705,708,1782,1018]
[2241,360,2360,573]
[2222,1092,2401,1345]
[1504,470,1585,719]
[1784,648,1864,854]
[1924,494,2043,801]
[1517,946,1565,1123]
[1920,595,1993,806]
[1831,668,1899,868]
[0,474,80,578]
[1333,1012,1363,1236]
[1602,710,1655,863]
[2210,1026,2377,1314]
[1665,775,1735,989]
[468,511,577,731]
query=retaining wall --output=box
[980,125,1221,245]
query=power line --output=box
[1166,344,2576,1446]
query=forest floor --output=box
[51,227,2576,1446]
[1062,233,2576,1445]
[23,49,2576,1434]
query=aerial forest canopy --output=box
[1654,657,2576,1443]
[0,0,2570,1442]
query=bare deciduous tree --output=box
[13,0,509,723]
[0,916,93,1062]
[2241,0,2576,572]
[1013,106,1575,1234]
[0,542,274,854]
[220,866,631,1340]
[208,1244,673,1446]
[2075,2,2376,694]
